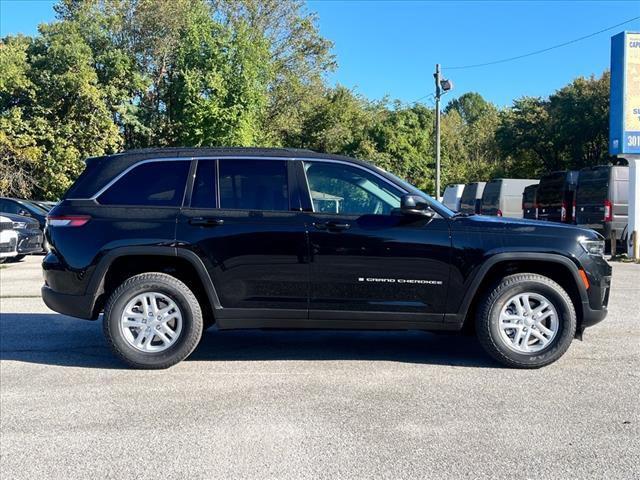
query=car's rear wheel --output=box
[476,273,576,368]
[103,273,203,369]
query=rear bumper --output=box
[41,285,97,320]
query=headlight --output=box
[12,221,27,229]
[578,237,605,257]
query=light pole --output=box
[433,64,453,200]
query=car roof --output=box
[67,147,384,200]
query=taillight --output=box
[47,215,91,227]
[603,200,612,222]
[561,201,567,222]
[497,209,503,217]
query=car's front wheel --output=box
[476,273,576,368]
[103,273,203,369]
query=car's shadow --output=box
[0,313,497,369]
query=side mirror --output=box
[400,194,434,217]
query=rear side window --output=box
[98,161,190,206]
[191,160,217,209]
[218,159,289,211]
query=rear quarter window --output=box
[98,161,190,207]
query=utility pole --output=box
[433,64,452,201]
[434,64,442,201]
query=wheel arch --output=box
[88,246,221,318]
[456,253,588,334]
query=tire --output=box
[476,273,576,368]
[13,254,26,262]
[103,272,203,369]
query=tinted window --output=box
[482,181,501,206]
[522,186,537,207]
[460,185,477,207]
[98,161,190,206]
[0,200,20,214]
[576,168,609,204]
[304,161,402,215]
[191,160,217,209]
[219,159,289,211]
[537,174,565,206]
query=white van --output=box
[481,179,539,218]
[442,184,466,211]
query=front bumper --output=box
[41,285,97,320]
[17,230,43,254]
[579,254,612,329]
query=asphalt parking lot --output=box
[1,255,639,479]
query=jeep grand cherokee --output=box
[42,148,612,369]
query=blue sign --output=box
[610,31,640,155]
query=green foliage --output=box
[0,0,615,200]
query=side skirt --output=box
[215,308,463,331]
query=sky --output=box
[1,0,639,107]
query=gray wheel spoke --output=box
[498,292,559,354]
[120,291,183,353]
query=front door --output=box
[176,158,309,322]
[299,160,451,323]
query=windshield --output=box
[18,200,47,216]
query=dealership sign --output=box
[610,31,640,155]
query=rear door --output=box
[537,173,564,222]
[459,184,476,214]
[176,158,309,318]
[576,167,609,232]
[299,159,451,323]
[481,181,501,215]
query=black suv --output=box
[42,148,612,369]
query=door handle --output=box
[189,217,224,227]
[327,221,350,231]
[313,221,350,232]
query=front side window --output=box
[218,159,289,211]
[98,161,190,206]
[303,161,402,215]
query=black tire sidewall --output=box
[485,278,575,367]
[104,275,202,368]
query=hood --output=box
[454,214,603,240]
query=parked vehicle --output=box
[0,212,44,259]
[536,171,579,224]
[522,184,538,220]
[0,197,47,230]
[0,216,18,264]
[481,178,539,218]
[460,182,486,215]
[43,148,611,369]
[32,201,57,212]
[442,184,465,211]
[575,165,628,249]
